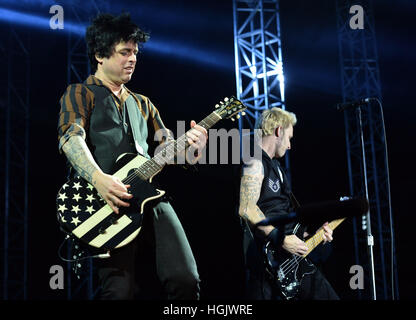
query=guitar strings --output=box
[120,136,185,185]
[277,231,323,273]
[275,251,307,278]
[277,229,330,276]
[121,115,218,185]
[278,220,342,277]
[275,248,303,274]
[117,115,218,188]
[120,135,185,185]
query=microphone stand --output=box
[356,105,377,300]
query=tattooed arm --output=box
[238,159,274,237]
[58,84,132,214]
[61,135,100,183]
[239,159,308,255]
[61,135,132,214]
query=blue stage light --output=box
[0,6,233,70]
[0,7,85,35]
[146,37,232,69]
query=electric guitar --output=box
[56,96,246,251]
[264,218,345,300]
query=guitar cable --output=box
[58,235,111,263]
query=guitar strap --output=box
[124,94,151,159]
[274,159,300,210]
[290,192,301,210]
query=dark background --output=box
[0,0,414,300]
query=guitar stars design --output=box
[71,216,81,226]
[57,193,68,201]
[56,177,103,231]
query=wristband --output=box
[267,228,285,248]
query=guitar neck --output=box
[304,218,346,257]
[171,111,223,151]
[138,111,223,180]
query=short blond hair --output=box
[256,107,297,137]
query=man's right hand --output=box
[282,234,309,256]
[92,171,133,214]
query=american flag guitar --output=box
[56,96,246,251]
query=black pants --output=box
[96,201,200,300]
[297,267,339,300]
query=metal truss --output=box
[233,0,285,130]
[336,0,398,300]
[233,0,290,174]
[64,0,109,300]
[0,26,30,300]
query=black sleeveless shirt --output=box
[257,150,297,234]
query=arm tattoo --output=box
[239,160,266,224]
[62,136,101,185]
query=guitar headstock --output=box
[214,96,247,121]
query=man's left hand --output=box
[322,222,333,244]
[185,120,208,164]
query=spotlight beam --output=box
[0,7,233,70]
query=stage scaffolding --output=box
[0,26,30,300]
[63,0,109,300]
[233,0,290,172]
[336,0,398,300]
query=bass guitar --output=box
[264,218,345,300]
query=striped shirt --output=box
[57,75,171,153]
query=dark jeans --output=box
[96,201,200,300]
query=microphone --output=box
[335,98,374,112]
[295,198,368,225]
[256,198,369,228]
[256,211,297,227]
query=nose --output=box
[129,53,137,64]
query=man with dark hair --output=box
[58,13,206,300]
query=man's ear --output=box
[275,127,282,137]
[95,53,103,65]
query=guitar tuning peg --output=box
[231,117,235,121]
[236,114,240,119]
[224,97,229,102]
[215,104,220,108]
[242,111,246,116]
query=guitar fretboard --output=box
[128,111,222,182]
[304,218,346,256]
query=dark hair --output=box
[86,13,149,73]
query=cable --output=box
[338,98,397,299]
[373,98,397,300]
[58,235,111,263]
